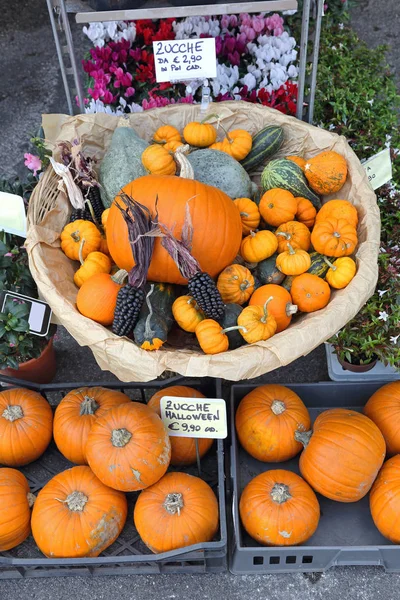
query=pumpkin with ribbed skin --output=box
[217,265,254,305]
[370,455,400,543]
[249,284,297,333]
[291,273,331,312]
[61,220,101,261]
[311,218,358,257]
[233,198,260,236]
[364,382,400,456]
[31,466,127,558]
[286,156,307,171]
[324,256,356,289]
[0,388,53,467]
[148,386,213,466]
[107,176,242,285]
[153,125,181,144]
[295,197,317,229]
[304,151,347,195]
[86,402,171,492]
[142,144,176,176]
[164,140,183,152]
[172,295,204,332]
[73,248,112,288]
[195,319,230,354]
[0,469,35,551]
[297,408,386,502]
[76,269,127,326]
[101,208,109,229]
[275,221,311,253]
[236,384,311,462]
[276,244,311,276]
[222,129,252,161]
[53,387,131,465]
[183,121,217,147]
[240,230,278,263]
[259,189,298,227]
[134,472,219,553]
[240,470,320,546]
[237,301,277,344]
[316,199,359,229]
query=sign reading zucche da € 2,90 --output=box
[153,38,217,83]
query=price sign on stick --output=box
[160,396,227,439]
[362,148,392,190]
[153,38,217,83]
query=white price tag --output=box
[0,192,27,238]
[363,148,392,190]
[1,291,52,337]
[160,396,227,439]
[153,38,217,83]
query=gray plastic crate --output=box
[229,381,400,574]
[0,375,227,578]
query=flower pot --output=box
[338,355,378,373]
[0,337,56,384]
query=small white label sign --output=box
[1,291,52,337]
[160,396,227,439]
[363,148,392,190]
[153,38,217,83]
[0,192,27,238]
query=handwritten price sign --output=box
[160,396,227,439]
[153,38,217,83]
[363,148,392,190]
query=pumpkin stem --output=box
[260,296,273,324]
[271,400,286,415]
[174,145,194,180]
[286,302,298,317]
[333,231,341,238]
[80,396,99,416]
[323,256,336,270]
[217,121,233,144]
[240,211,249,217]
[27,492,36,508]
[249,230,256,238]
[294,429,312,447]
[163,492,184,516]
[64,491,88,512]
[200,113,220,125]
[85,197,99,225]
[70,230,80,243]
[287,243,296,255]
[2,405,24,422]
[221,325,248,334]
[111,269,129,285]
[240,279,252,292]
[111,427,132,448]
[270,483,292,504]
[78,238,85,266]
[276,231,291,240]
[143,284,156,340]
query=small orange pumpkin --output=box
[209,141,225,151]
[295,197,317,229]
[240,470,320,546]
[370,455,400,543]
[286,156,307,171]
[164,140,184,152]
[76,269,128,326]
[142,144,176,175]
[195,319,230,354]
[0,468,35,551]
[315,199,359,229]
[61,220,101,261]
[275,221,311,253]
[153,125,181,144]
[311,218,358,257]
[101,208,110,229]
[241,230,278,263]
[324,256,356,289]
[98,230,110,256]
[259,189,298,227]
[237,298,277,344]
[364,381,400,456]
[217,264,255,305]
[172,295,205,332]
[304,151,348,195]
[290,273,331,312]
[249,284,297,333]
[73,240,112,288]
[233,198,260,236]
[221,129,252,161]
[183,120,217,147]
[276,243,311,276]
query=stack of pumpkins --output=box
[58,118,359,355]
[236,381,400,547]
[0,386,219,558]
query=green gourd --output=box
[221,304,245,349]
[254,254,285,286]
[99,125,149,208]
[240,126,284,172]
[261,158,321,209]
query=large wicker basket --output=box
[26,103,380,382]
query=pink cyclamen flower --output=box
[9,342,16,348]
[252,16,265,33]
[125,87,135,98]
[4,252,13,257]
[229,15,238,28]
[239,13,252,27]
[24,153,42,176]
[220,14,230,29]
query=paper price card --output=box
[363,148,392,190]
[0,192,27,238]
[153,38,217,83]
[160,396,227,439]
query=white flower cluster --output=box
[244,32,298,92]
[173,16,221,39]
[83,21,136,48]
[211,64,240,97]
[85,98,143,115]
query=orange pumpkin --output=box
[233,198,260,236]
[0,469,35,551]
[259,189,298,227]
[364,382,400,456]
[76,269,127,326]
[240,230,278,263]
[31,466,127,558]
[209,141,225,151]
[297,408,386,502]
[286,156,307,171]
[221,129,252,161]
[172,295,205,332]
[73,240,112,288]
[276,244,311,276]
[370,455,400,543]
[217,264,255,305]
[275,221,311,253]
[142,144,176,176]
[235,384,311,462]
[164,140,184,152]
[53,387,132,465]
[99,231,110,256]
[148,386,213,466]
[134,472,219,553]
[295,197,317,229]
[101,208,110,229]
[324,256,356,289]
[249,284,297,333]
[304,151,348,195]
[183,121,217,147]
[290,273,331,313]
[195,319,230,354]
[153,125,181,144]
[237,300,277,344]
[0,388,53,467]
[86,402,171,492]
[240,470,320,546]
[311,217,358,257]
[61,220,101,261]
[315,199,359,229]
[106,176,242,285]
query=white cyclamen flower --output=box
[241,72,257,91]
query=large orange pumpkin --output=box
[31,466,127,558]
[297,409,386,502]
[364,381,400,456]
[0,468,35,551]
[240,470,320,546]
[106,175,242,285]
[0,388,53,467]
[235,385,311,462]
[76,269,127,326]
[370,455,400,543]
[249,284,298,332]
[86,402,171,492]
[53,387,132,465]
[311,217,358,257]
[134,472,219,553]
[315,199,358,229]
[148,386,213,466]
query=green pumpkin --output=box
[254,254,285,286]
[221,304,245,350]
[240,125,284,172]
